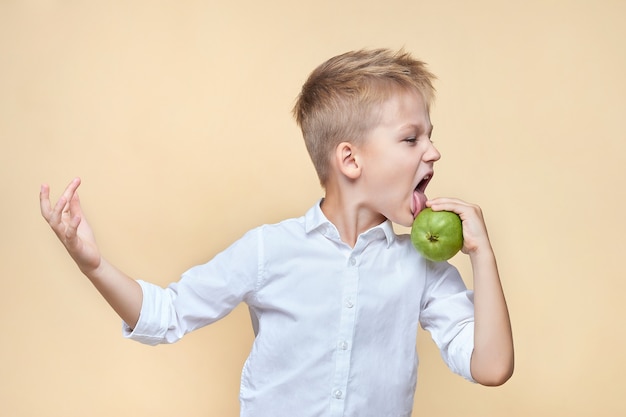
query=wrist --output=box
[468,242,496,263]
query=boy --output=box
[40,48,513,416]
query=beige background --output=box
[1,1,625,416]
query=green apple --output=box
[411,208,463,262]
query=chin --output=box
[385,207,414,228]
[394,215,414,228]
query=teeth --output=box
[415,175,431,192]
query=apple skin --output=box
[411,208,463,262]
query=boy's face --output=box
[357,88,441,227]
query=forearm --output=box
[469,245,514,386]
[82,258,143,329]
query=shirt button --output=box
[349,257,356,266]
[333,389,343,399]
[338,341,349,350]
[345,298,354,308]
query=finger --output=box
[41,183,70,227]
[51,178,81,221]
[39,184,52,219]
[60,178,82,207]
[68,189,83,218]
[65,213,82,243]
[48,194,69,226]
[427,199,470,214]
[427,197,470,207]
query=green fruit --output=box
[411,208,463,262]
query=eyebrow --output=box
[401,123,434,138]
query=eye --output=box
[404,136,417,144]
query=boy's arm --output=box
[40,178,142,329]
[427,198,514,386]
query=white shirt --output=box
[124,201,475,417]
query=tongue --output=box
[413,190,427,218]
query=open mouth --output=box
[415,174,432,194]
[411,173,433,218]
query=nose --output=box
[424,141,441,162]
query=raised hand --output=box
[40,178,142,327]
[40,178,102,274]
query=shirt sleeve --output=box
[123,228,260,345]
[419,261,476,382]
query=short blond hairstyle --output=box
[292,48,436,186]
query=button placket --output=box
[329,254,360,415]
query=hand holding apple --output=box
[411,208,463,262]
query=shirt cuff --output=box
[121,280,170,346]
[446,321,476,383]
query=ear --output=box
[334,142,362,180]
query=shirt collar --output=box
[304,199,397,247]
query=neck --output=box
[321,183,386,248]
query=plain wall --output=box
[2,1,625,416]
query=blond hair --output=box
[292,48,436,186]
